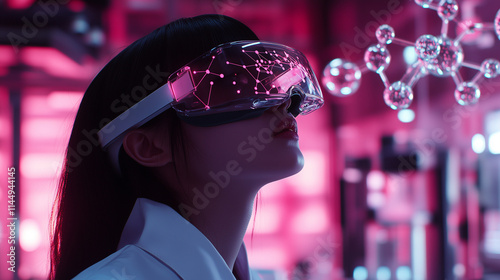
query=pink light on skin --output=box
[20,47,94,79]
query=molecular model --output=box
[322,0,500,110]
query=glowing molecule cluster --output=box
[323,0,500,110]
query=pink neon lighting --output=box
[47,91,84,110]
[291,203,329,234]
[20,153,63,179]
[367,192,386,209]
[224,49,302,95]
[170,68,195,101]
[0,46,16,67]
[20,47,94,79]
[247,247,288,270]
[367,170,386,191]
[0,118,10,138]
[251,204,282,234]
[7,0,34,9]
[20,219,42,252]
[68,0,86,12]
[191,55,220,108]
[169,42,318,115]
[259,181,287,198]
[288,151,326,196]
[22,118,71,140]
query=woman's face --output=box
[177,101,304,191]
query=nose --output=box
[273,89,303,117]
[274,98,293,116]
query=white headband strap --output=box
[97,82,175,149]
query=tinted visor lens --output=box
[168,41,323,120]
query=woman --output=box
[50,14,323,279]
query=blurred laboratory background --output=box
[0,0,500,279]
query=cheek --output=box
[181,125,247,167]
[269,139,304,169]
[236,136,305,180]
[179,119,303,180]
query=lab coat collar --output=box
[117,198,247,280]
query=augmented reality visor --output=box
[98,41,324,148]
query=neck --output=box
[186,185,257,270]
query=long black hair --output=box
[50,14,259,280]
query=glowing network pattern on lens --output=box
[185,46,304,110]
[168,41,323,117]
[323,0,500,110]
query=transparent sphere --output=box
[495,9,500,40]
[364,44,391,73]
[322,59,362,97]
[376,25,395,44]
[438,0,459,21]
[481,59,500,78]
[415,35,441,61]
[415,0,433,8]
[454,82,480,105]
[383,81,414,110]
[426,36,464,77]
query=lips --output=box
[274,119,298,138]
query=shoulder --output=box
[72,245,181,279]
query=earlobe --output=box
[122,130,172,167]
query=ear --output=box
[122,129,172,167]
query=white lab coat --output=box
[73,198,262,280]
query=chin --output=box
[236,139,305,185]
[260,148,305,183]
[280,150,305,178]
